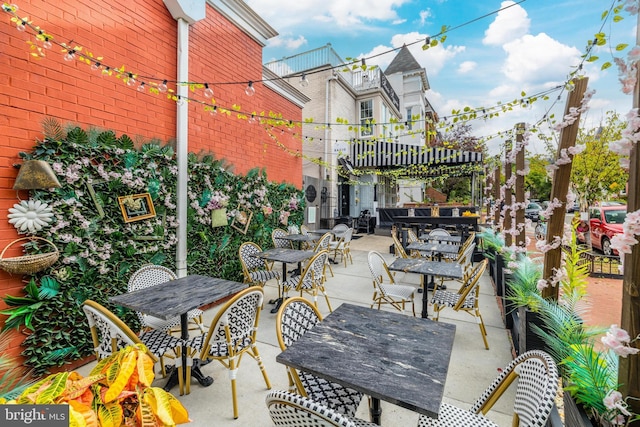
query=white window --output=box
[406,107,413,130]
[360,100,373,137]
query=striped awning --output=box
[350,140,483,168]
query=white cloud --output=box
[246,0,412,29]
[267,35,308,50]
[483,1,530,46]
[392,19,407,25]
[501,33,581,85]
[419,9,432,26]
[360,32,465,76]
[458,61,477,74]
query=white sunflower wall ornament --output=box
[8,199,54,233]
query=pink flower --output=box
[536,279,548,292]
[609,325,631,342]
[604,390,624,410]
[601,325,640,357]
[604,390,632,417]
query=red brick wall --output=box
[0,0,302,359]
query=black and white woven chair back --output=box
[82,302,136,360]
[277,297,322,348]
[128,265,176,323]
[273,228,291,249]
[315,232,332,251]
[429,228,451,237]
[462,258,485,293]
[82,299,181,363]
[332,223,349,233]
[407,229,419,243]
[266,390,375,427]
[276,298,363,418]
[470,350,558,427]
[367,251,392,287]
[418,351,557,427]
[308,250,329,284]
[128,265,176,292]
[240,242,266,271]
[207,288,263,356]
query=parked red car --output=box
[588,204,627,255]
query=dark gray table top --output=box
[419,234,463,244]
[256,248,315,263]
[388,258,463,279]
[280,233,316,242]
[407,241,460,254]
[110,275,247,320]
[309,229,346,238]
[276,303,456,418]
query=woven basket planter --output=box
[0,237,59,275]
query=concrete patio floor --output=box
[79,233,517,426]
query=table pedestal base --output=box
[369,397,382,425]
[162,360,214,393]
[269,297,284,313]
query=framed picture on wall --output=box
[118,193,156,223]
[231,209,252,234]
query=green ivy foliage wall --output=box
[12,121,304,374]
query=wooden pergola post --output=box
[504,140,513,247]
[515,123,526,249]
[541,77,589,300]
[619,13,640,416]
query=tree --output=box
[525,154,552,201]
[570,111,629,207]
[436,122,486,152]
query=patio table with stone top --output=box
[406,241,460,258]
[256,248,315,313]
[276,303,456,425]
[110,275,247,394]
[388,258,463,318]
[418,234,463,244]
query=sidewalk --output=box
[78,234,517,426]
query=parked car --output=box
[524,202,543,222]
[588,204,627,255]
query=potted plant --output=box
[477,227,505,289]
[504,255,544,352]
[0,344,189,427]
[523,228,639,426]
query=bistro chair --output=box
[313,232,334,278]
[186,286,271,418]
[283,250,333,312]
[299,224,314,250]
[128,264,205,333]
[367,251,416,316]
[332,223,350,233]
[329,227,354,267]
[391,230,413,259]
[428,228,451,238]
[275,297,363,417]
[407,228,421,243]
[81,300,183,385]
[417,350,558,427]
[273,228,292,249]
[239,241,281,291]
[266,390,377,427]
[431,258,489,349]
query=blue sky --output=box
[246,0,638,155]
